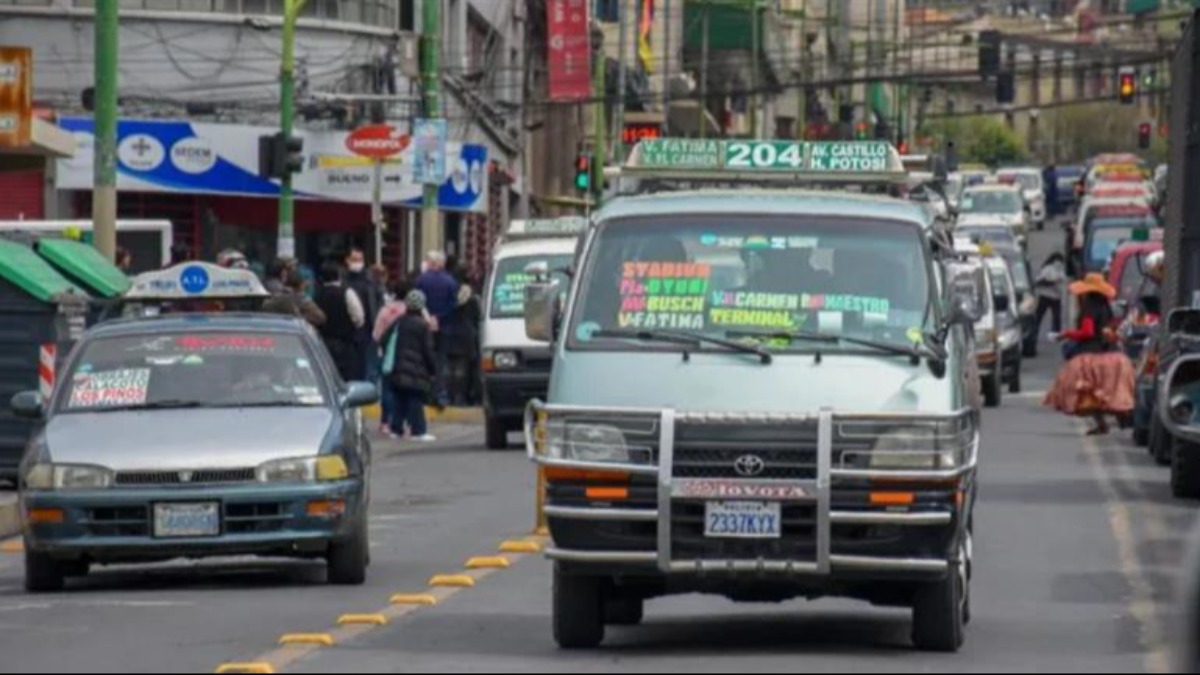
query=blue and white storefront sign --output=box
[412,118,448,186]
[57,118,489,213]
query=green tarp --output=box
[35,239,130,299]
[0,240,84,304]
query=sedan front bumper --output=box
[22,480,365,563]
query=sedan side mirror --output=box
[949,294,983,327]
[11,391,44,420]
[341,382,380,409]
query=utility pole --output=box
[421,0,443,254]
[277,0,307,260]
[615,0,630,161]
[593,26,607,202]
[662,0,672,137]
[93,0,119,264]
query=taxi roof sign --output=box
[125,262,269,301]
[620,139,907,183]
[506,217,588,238]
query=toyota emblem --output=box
[734,455,766,478]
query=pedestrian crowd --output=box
[205,245,484,444]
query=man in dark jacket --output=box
[343,247,384,381]
[263,258,326,328]
[416,251,459,406]
[315,261,366,381]
[386,291,437,442]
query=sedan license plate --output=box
[705,501,781,539]
[154,503,220,539]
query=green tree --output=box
[924,118,1027,167]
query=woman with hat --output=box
[1044,273,1137,436]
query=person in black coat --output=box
[386,290,438,442]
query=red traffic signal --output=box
[1138,122,1153,150]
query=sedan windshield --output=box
[59,332,328,413]
[961,191,1023,215]
[569,215,933,353]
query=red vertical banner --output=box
[547,0,592,102]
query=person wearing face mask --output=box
[343,247,385,385]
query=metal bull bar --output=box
[525,400,978,577]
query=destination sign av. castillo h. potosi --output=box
[631,139,899,174]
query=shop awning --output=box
[0,118,76,159]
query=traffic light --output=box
[979,30,1001,78]
[996,71,1016,104]
[257,133,305,180]
[574,151,593,193]
[854,123,870,141]
[1119,69,1137,105]
[1143,68,1158,90]
[1139,122,1153,150]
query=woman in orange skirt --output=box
[1044,274,1137,435]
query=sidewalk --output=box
[0,493,17,540]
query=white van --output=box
[481,218,584,449]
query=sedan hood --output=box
[43,408,336,471]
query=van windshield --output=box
[960,191,1023,215]
[490,254,575,319]
[569,215,934,353]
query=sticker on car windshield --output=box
[68,369,151,410]
[619,261,711,331]
[175,336,277,352]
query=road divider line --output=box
[214,664,276,675]
[277,634,335,648]
[429,574,476,588]
[214,540,534,673]
[1079,423,1171,674]
[336,614,388,627]
[390,594,438,606]
[465,556,511,570]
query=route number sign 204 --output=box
[724,142,805,170]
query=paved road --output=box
[0,230,1195,673]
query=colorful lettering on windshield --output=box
[68,369,151,409]
[619,261,711,331]
[175,336,277,352]
[493,272,537,315]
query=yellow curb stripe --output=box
[277,634,335,647]
[336,614,389,627]
[390,593,439,606]
[465,556,511,570]
[214,664,276,675]
[429,574,476,588]
[0,538,23,554]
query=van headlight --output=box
[493,351,520,370]
[843,428,966,471]
[548,424,630,464]
[24,464,115,491]
[256,456,349,484]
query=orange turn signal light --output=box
[27,508,64,525]
[585,487,629,501]
[306,500,347,518]
[870,492,915,507]
[544,468,631,483]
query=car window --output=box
[59,332,328,413]
[490,254,575,319]
[569,215,933,352]
[960,191,1022,215]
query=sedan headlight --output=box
[256,456,349,484]
[24,464,115,491]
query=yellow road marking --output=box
[499,540,541,554]
[390,594,438,606]
[214,664,276,674]
[465,556,511,570]
[277,634,335,647]
[1079,423,1171,674]
[0,539,23,554]
[336,614,388,627]
[429,574,476,588]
